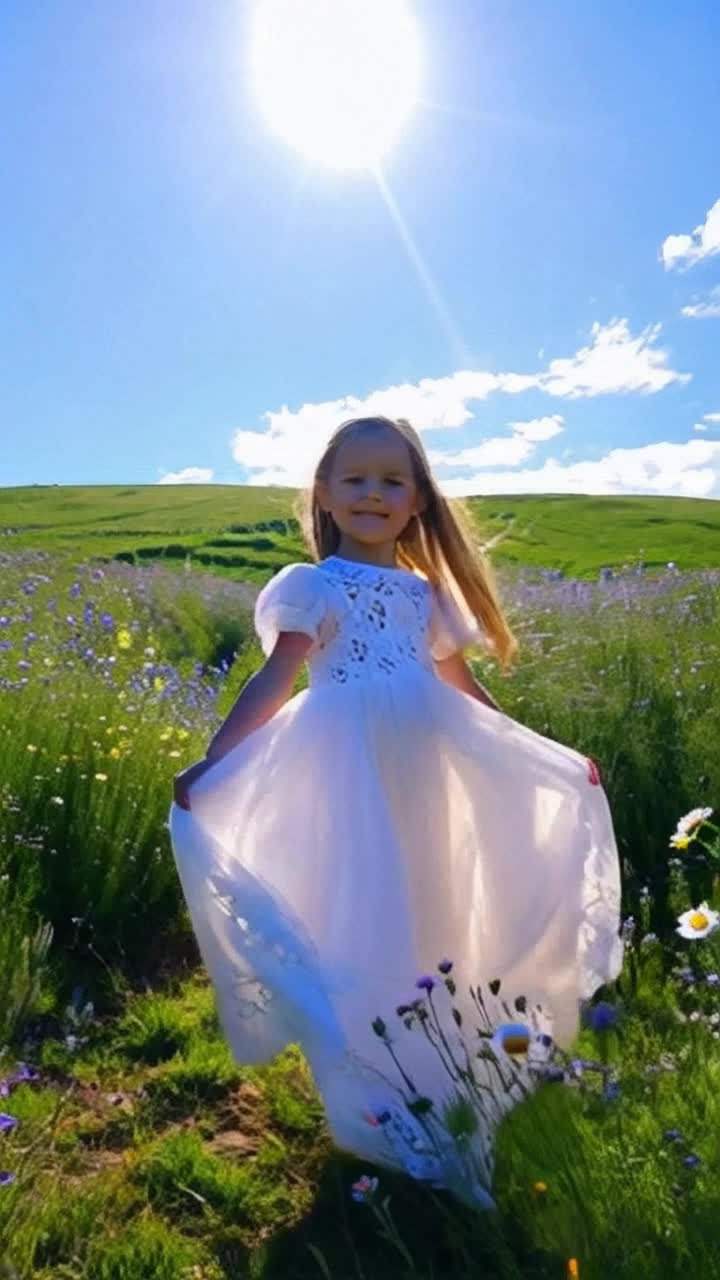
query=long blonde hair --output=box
[298,416,518,670]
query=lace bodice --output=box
[254,556,486,686]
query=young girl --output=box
[170,415,622,1203]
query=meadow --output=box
[1,489,720,1279]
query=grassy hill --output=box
[1,484,719,580]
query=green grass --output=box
[2,527,720,1276]
[2,484,720,579]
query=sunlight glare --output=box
[250,0,422,170]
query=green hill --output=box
[1,484,718,580]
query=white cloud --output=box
[232,321,687,486]
[508,414,565,442]
[536,319,689,398]
[158,466,214,485]
[430,414,565,471]
[694,423,707,431]
[439,440,720,500]
[681,286,720,319]
[661,197,720,270]
[430,435,536,469]
[704,412,720,424]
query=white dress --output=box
[170,556,622,1200]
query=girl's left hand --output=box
[173,757,215,811]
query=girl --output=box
[170,416,622,1204]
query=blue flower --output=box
[0,1114,18,1132]
[663,1128,682,1143]
[416,975,436,993]
[585,1002,618,1032]
[100,612,114,631]
[683,1154,701,1169]
[0,1171,16,1187]
[70,582,82,599]
[437,958,453,974]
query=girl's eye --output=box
[386,478,403,487]
[344,476,363,485]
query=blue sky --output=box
[2,0,720,496]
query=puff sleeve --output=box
[254,563,329,657]
[429,582,488,661]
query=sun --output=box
[249,0,423,171]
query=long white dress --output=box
[169,555,622,1199]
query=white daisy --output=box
[670,807,713,848]
[676,902,720,940]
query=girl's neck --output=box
[333,538,398,569]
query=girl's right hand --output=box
[173,757,215,811]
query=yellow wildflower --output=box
[117,629,132,650]
[26,744,37,753]
[95,772,108,783]
[109,747,122,760]
[159,730,172,742]
[177,728,190,741]
[168,750,181,759]
[532,1181,547,1194]
[567,1261,579,1279]
[154,677,165,692]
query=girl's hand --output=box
[173,757,215,811]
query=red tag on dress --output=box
[587,757,602,786]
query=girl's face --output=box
[318,426,423,549]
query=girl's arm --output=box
[173,631,312,809]
[205,631,313,761]
[433,651,502,712]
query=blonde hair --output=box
[298,416,518,670]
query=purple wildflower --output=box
[100,612,114,630]
[585,1002,619,1032]
[0,1114,18,1132]
[663,1128,682,1143]
[70,582,82,599]
[683,1154,701,1169]
[0,1172,16,1187]
[416,975,436,993]
[437,958,453,974]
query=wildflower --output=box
[664,1129,683,1143]
[532,1180,548,1194]
[168,750,181,759]
[0,1172,16,1186]
[584,1002,618,1032]
[437,958,453,974]
[371,1017,387,1038]
[94,772,108,783]
[490,1023,530,1056]
[159,729,172,742]
[567,1261,579,1279]
[676,903,719,941]
[26,744,37,753]
[603,1080,621,1103]
[100,612,114,631]
[351,1174,379,1203]
[416,975,435,993]
[49,796,64,806]
[154,676,165,692]
[670,807,713,849]
[683,1154,702,1169]
[620,915,635,944]
[706,973,720,987]
[116,629,132,651]
[0,1114,18,1132]
[641,932,658,946]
